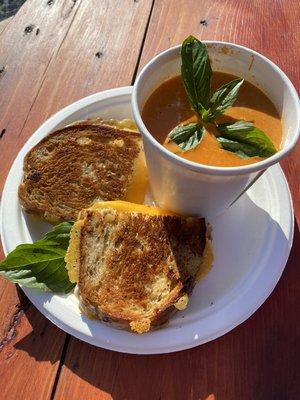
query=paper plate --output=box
[0,87,294,354]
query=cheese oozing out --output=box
[67,118,148,205]
[87,200,177,216]
[105,119,148,204]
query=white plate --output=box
[0,87,294,354]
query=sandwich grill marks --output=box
[66,206,206,333]
[18,124,142,222]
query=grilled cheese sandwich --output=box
[66,201,213,333]
[18,121,147,223]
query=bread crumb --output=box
[104,212,116,223]
[110,139,124,148]
[174,294,189,310]
[77,137,92,145]
[130,318,151,333]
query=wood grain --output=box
[53,1,300,400]
[0,304,66,400]
[0,0,82,191]
[0,0,299,399]
[17,0,154,144]
[0,2,83,398]
[140,0,300,79]
[0,0,154,191]
[0,1,153,399]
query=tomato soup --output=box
[142,73,282,167]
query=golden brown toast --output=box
[18,124,146,223]
[65,201,210,333]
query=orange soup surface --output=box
[142,73,282,167]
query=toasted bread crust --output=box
[79,292,179,333]
[18,124,142,222]
[67,207,207,333]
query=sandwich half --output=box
[65,201,213,333]
[18,120,147,223]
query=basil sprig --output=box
[168,35,277,159]
[169,123,205,152]
[0,222,75,293]
[217,121,277,158]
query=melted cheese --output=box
[65,219,84,283]
[125,143,148,204]
[88,200,177,216]
[103,119,148,204]
[68,118,148,204]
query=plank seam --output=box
[49,334,71,400]
[0,300,30,351]
[130,0,155,85]
[109,355,121,394]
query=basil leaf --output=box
[207,78,244,121]
[217,137,258,158]
[181,36,212,114]
[169,123,205,152]
[0,222,75,293]
[218,120,253,132]
[44,221,73,249]
[217,120,277,157]
[236,150,251,159]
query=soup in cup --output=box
[132,40,300,218]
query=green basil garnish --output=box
[0,222,75,293]
[217,137,257,158]
[217,121,277,158]
[168,123,205,152]
[206,78,244,121]
[181,36,212,114]
[168,35,277,159]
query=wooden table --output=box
[0,1,299,399]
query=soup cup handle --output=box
[229,169,267,207]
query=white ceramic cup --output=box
[132,41,300,218]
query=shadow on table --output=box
[13,199,300,400]
[12,285,67,364]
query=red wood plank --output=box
[53,1,300,399]
[0,0,82,192]
[0,0,153,399]
[0,304,66,400]
[0,1,84,398]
